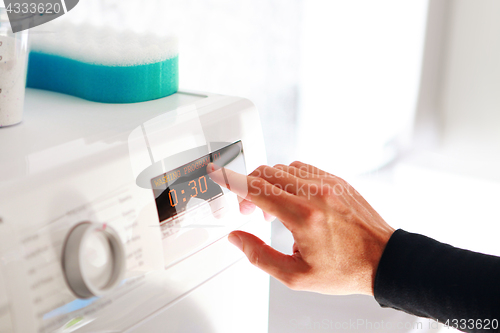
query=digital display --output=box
[151,141,244,223]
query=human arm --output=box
[375,229,500,332]
[208,160,394,295]
[208,161,500,332]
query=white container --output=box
[0,7,29,127]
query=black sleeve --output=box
[374,229,500,333]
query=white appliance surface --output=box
[0,89,270,333]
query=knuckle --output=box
[309,210,325,223]
[331,197,350,215]
[322,192,338,207]
[283,183,295,193]
[330,183,346,197]
[298,203,324,222]
[248,248,260,267]
[256,165,275,179]
[252,177,267,188]
[296,202,312,216]
[248,178,268,196]
[320,184,333,195]
[290,161,307,174]
[251,165,267,177]
[257,165,267,171]
[286,167,298,177]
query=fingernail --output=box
[228,233,243,251]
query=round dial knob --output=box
[62,222,126,299]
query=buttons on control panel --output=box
[62,222,125,299]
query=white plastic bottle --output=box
[0,7,29,127]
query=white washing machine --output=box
[0,89,270,333]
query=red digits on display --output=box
[169,175,211,207]
[169,189,178,207]
[189,180,198,198]
[199,176,208,193]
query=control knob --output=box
[62,222,125,298]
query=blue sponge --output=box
[27,23,178,104]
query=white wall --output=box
[298,0,429,175]
[438,0,500,166]
[394,0,500,254]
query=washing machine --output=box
[0,89,270,332]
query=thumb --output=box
[228,231,304,286]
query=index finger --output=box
[207,163,302,226]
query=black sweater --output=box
[374,229,500,333]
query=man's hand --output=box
[207,161,394,296]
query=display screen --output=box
[151,141,244,223]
